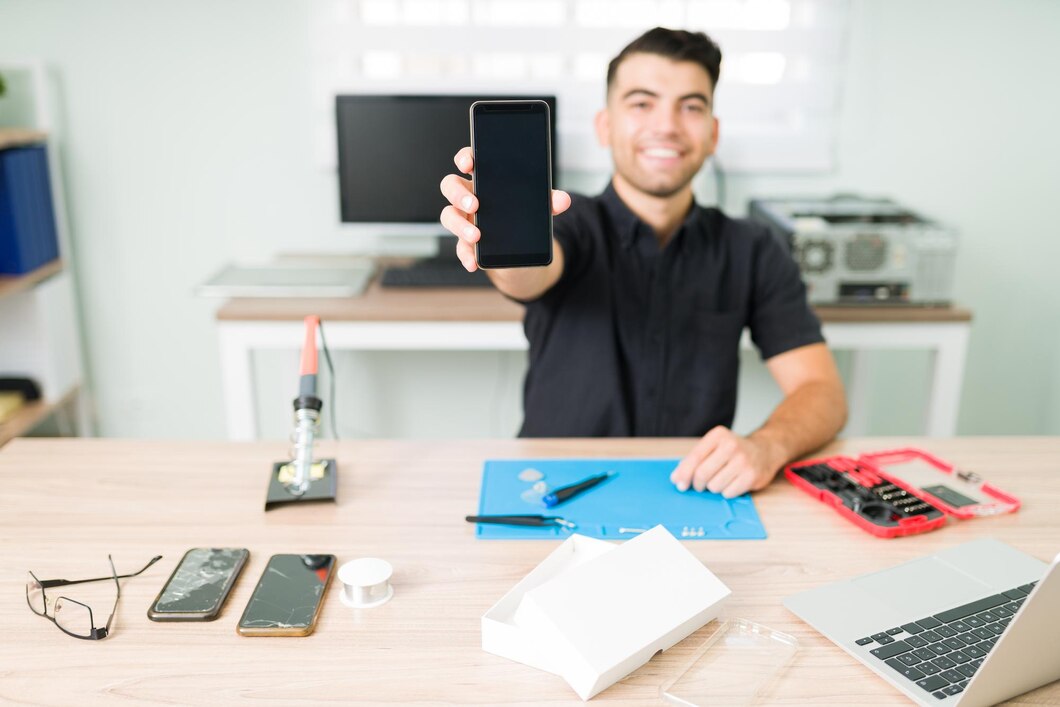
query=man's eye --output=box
[630,101,650,110]
[684,104,705,114]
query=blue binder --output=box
[0,144,60,275]
[475,459,767,540]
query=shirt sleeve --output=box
[748,226,825,360]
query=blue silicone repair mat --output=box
[475,459,766,540]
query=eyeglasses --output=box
[26,555,161,640]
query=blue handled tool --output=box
[542,471,615,508]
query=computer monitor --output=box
[336,94,557,232]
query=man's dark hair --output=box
[606,27,722,94]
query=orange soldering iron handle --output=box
[300,316,320,376]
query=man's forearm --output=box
[749,379,848,472]
[485,237,565,301]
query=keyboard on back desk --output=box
[380,261,493,288]
[855,581,1038,700]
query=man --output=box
[439,27,847,498]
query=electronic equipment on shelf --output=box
[749,195,958,306]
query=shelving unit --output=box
[0,258,62,298]
[0,386,78,446]
[0,62,91,446]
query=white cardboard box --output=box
[481,526,731,700]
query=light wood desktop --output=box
[214,279,973,440]
[1,437,1056,705]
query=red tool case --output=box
[784,447,1021,538]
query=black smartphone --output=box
[470,99,553,269]
[237,554,336,637]
[147,548,249,622]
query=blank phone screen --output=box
[473,102,552,267]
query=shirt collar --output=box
[600,179,705,249]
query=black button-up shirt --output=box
[518,181,824,438]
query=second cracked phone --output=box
[470,100,554,269]
[237,554,336,636]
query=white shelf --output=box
[0,259,62,300]
[0,385,78,446]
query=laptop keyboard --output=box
[857,581,1037,700]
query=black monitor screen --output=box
[336,94,556,224]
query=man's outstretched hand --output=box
[439,146,571,272]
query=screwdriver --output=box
[542,471,615,508]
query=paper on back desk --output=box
[476,459,766,540]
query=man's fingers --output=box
[551,189,572,216]
[440,173,477,213]
[690,436,737,492]
[691,448,732,492]
[671,427,725,490]
[455,239,478,272]
[671,452,702,492]
[720,476,752,499]
[440,205,479,244]
[454,147,474,175]
[705,457,741,495]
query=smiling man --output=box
[439,27,847,498]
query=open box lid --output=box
[513,526,731,700]
[481,533,616,676]
[858,448,1020,519]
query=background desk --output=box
[215,282,972,440]
[1,436,1055,705]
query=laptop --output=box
[784,538,1059,705]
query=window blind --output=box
[311,0,850,173]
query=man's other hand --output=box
[670,426,784,498]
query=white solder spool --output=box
[338,558,394,608]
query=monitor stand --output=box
[379,235,492,288]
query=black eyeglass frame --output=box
[26,554,162,640]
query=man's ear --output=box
[710,116,720,152]
[594,108,610,147]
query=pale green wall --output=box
[1,0,1057,438]
[747,0,1060,435]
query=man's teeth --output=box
[643,148,679,158]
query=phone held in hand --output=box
[236,554,336,637]
[470,100,554,269]
[147,548,249,622]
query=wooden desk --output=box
[1,437,1055,705]
[214,282,972,440]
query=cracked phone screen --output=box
[153,548,247,614]
[239,554,335,629]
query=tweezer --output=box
[465,514,576,530]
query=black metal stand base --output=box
[265,459,338,511]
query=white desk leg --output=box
[844,349,872,436]
[823,321,970,437]
[925,323,970,437]
[73,385,95,436]
[218,324,259,441]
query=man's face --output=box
[596,53,719,198]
